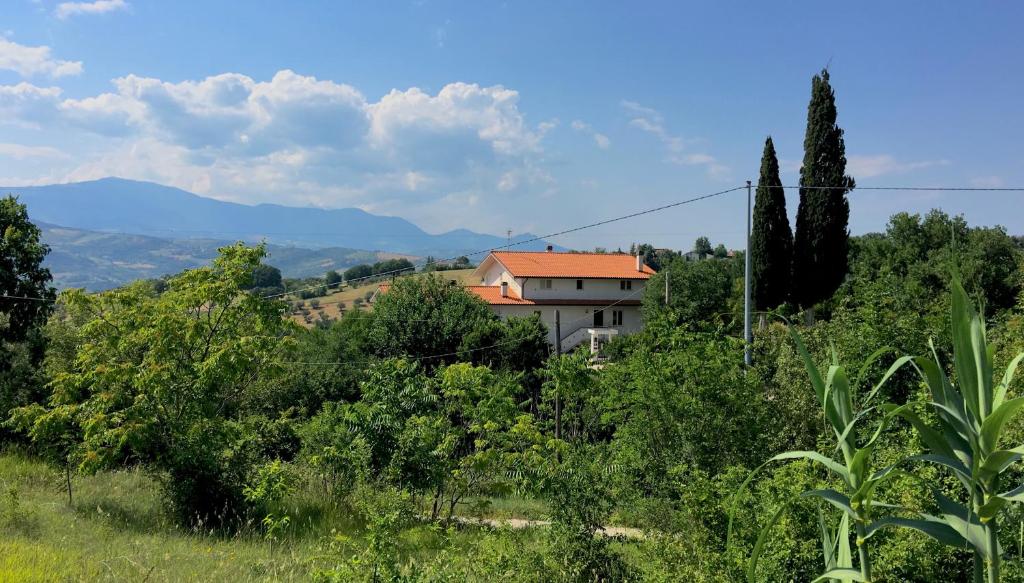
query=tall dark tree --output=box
[792,70,855,312]
[693,237,713,258]
[750,137,793,311]
[0,195,54,342]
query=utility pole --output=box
[664,270,669,305]
[554,310,562,441]
[744,180,753,367]
[507,229,512,246]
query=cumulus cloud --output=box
[0,38,83,78]
[0,82,63,125]
[0,70,554,228]
[622,100,727,178]
[570,120,610,149]
[846,155,949,179]
[55,0,128,19]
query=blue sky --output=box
[1,1,1022,251]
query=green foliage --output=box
[315,483,418,582]
[733,327,912,582]
[10,243,291,525]
[368,274,497,362]
[693,236,713,257]
[848,210,1023,315]
[0,196,54,443]
[344,263,374,282]
[541,445,634,582]
[793,69,855,310]
[885,279,1024,582]
[642,258,735,326]
[325,270,342,285]
[751,136,794,311]
[0,195,55,342]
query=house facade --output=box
[468,249,655,352]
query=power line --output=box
[278,285,648,366]
[0,294,54,302]
[769,185,1024,192]
[4,182,1023,306]
[264,184,747,300]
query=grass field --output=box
[0,451,561,582]
[288,269,479,326]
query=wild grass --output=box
[0,451,554,582]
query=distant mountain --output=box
[3,178,553,258]
[39,222,405,291]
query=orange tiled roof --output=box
[490,251,655,279]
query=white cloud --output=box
[0,38,83,78]
[0,71,555,228]
[622,100,726,177]
[570,119,610,150]
[846,155,949,179]
[0,82,63,125]
[0,143,67,160]
[55,0,128,19]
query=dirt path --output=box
[446,516,645,539]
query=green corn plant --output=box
[730,328,912,583]
[881,279,1024,583]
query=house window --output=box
[541,279,553,289]
[620,280,632,290]
[612,310,624,326]
[576,279,584,290]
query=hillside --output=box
[4,178,555,258]
[39,222,405,291]
[290,268,478,326]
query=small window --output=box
[576,279,584,290]
[620,280,632,290]
[541,279,553,289]
[612,310,624,326]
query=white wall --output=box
[478,260,523,297]
[519,277,646,301]
[491,304,644,345]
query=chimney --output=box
[636,254,643,272]
[546,245,553,253]
[500,281,509,297]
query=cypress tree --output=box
[750,136,792,311]
[792,69,855,311]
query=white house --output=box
[468,248,656,352]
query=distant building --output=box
[469,248,655,353]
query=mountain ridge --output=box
[1,177,554,258]
[38,221,408,291]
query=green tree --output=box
[248,263,283,291]
[642,259,734,326]
[368,274,496,363]
[0,195,55,442]
[792,70,855,314]
[750,136,793,312]
[344,264,373,282]
[11,244,291,525]
[714,244,729,259]
[694,236,713,258]
[0,195,54,341]
[325,270,342,286]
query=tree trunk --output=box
[65,460,73,507]
[758,313,767,331]
[803,306,816,326]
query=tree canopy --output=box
[750,136,793,310]
[792,69,854,309]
